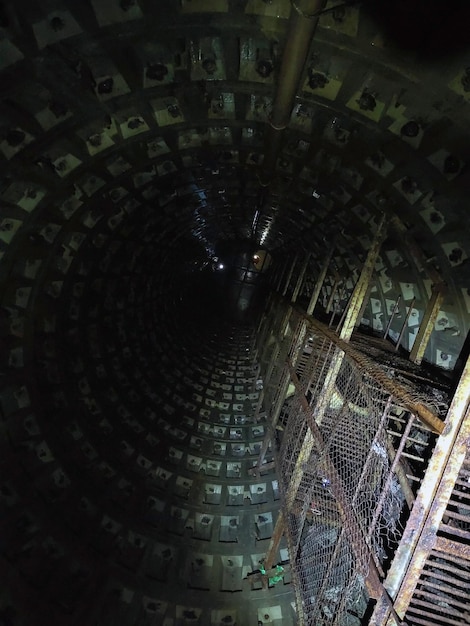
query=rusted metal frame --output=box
[385,437,415,509]
[285,363,389,600]
[282,254,299,297]
[325,274,340,314]
[434,535,470,560]
[305,332,337,402]
[291,253,311,304]
[421,563,470,591]
[366,408,415,544]
[406,601,467,624]
[311,401,394,614]
[255,367,291,473]
[281,232,384,512]
[371,355,470,625]
[258,289,276,326]
[299,316,444,435]
[305,395,393,614]
[283,345,346,511]
[298,335,332,405]
[306,245,336,315]
[418,579,470,603]
[261,303,292,388]
[410,592,470,615]
[409,284,446,365]
[394,298,415,352]
[405,607,465,626]
[393,407,470,620]
[253,386,265,423]
[264,510,285,571]
[341,215,387,338]
[255,314,306,472]
[384,295,402,339]
[273,263,286,291]
[263,337,338,573]
[333,281,350,331]
[428,549,470,575]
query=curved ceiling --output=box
[0,0,469,623]
[1,0,469,368]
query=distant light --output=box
[217,263,225,270]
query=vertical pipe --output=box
[306,244,335,315]
[291,253,311,303]
[383,294,402,339]
[395,298,415,352]
[260,0,327,184]
[341,215,387,340]
[282,254,298,297]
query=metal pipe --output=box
[341,214,387,339]
[282,254,298,296]
[384,294,402,339]
[395,298,415,352]
[307,244,335,315]
[260,0,327,184]
[291,253,311,303]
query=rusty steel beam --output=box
[325,276,340,314]
[340,214,387,338]
[367,411,415,543]
[385,437,415,509]
[409,284,446,365]
[371,353,470,625]
[434,535,470,560]
[255,369,290,471]
[384,295,402,339]
[307,244,335,315]
[282,254,299,296]
[291,253,311,303]
[284,364,390,600]
[281,221,389,519]
[392,402,470,619]
[394,298,415,352]
[300,316,444,435]
[264,510,285,570]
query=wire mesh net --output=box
[276,326,402,625]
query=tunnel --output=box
[1,1,470,625]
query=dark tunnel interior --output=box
[0,1,470,625]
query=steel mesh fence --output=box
[256,298,445,625]
[276,329,402,625]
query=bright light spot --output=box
[217,263,225,270]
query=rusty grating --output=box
[402,449,470,626]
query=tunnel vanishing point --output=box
[1,1,470,625]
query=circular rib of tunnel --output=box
[1,1,470,625]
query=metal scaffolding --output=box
[255,295,453,625]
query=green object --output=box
[268,574,283,585]
[268,565,284,585]
[259,565,266,575]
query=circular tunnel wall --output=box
[0,1,470,625]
